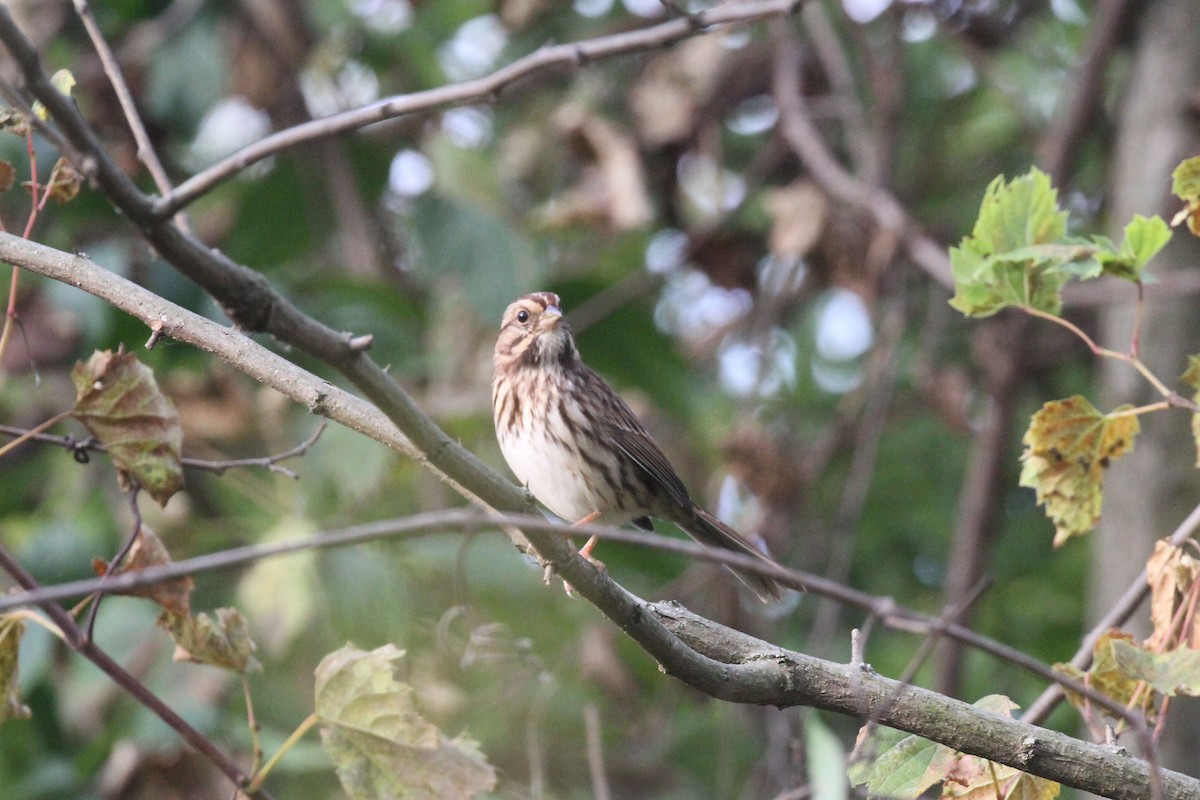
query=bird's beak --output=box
[543,304,563,325]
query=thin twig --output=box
[770,22,952,288]
[0,419,328,478]
[0,545,270,798]
[0,508,1154,723]
[84,485,143,642]
[70,0,189,230]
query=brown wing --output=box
[584,370,693,512]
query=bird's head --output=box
[494,292,578,371]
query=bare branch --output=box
[151,0,805,217]
[0,545,271,799]
[0,419,329,479]
[770,22,953,288]
[71,0,187,229]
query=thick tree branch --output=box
[653,604,1193,800]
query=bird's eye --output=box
[516,310,530,324]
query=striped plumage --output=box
[492,292,783,603]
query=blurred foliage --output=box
[0,0,1174,798]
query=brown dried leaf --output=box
[1145,540,1200,650]
[44,156,83,203]
[0,162,14,194]
[763,180,827,259]
[71,349,183,505]
[538,104,651,231]
[0,108,28,137]
[629,36,725,145]
[91,525,193,616]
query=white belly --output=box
[496,379,627,524]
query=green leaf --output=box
[805,714,848,800]
[971,169,1067,253]
[1019,396,1139,546]
[848,725,952,799]
[71,350,184,506]
[1110,214,1171,279]
[0,613,30,722]
[159,607,261,674]
[1173,156,1200,202]
[315,644,497,800]
[1110,639,1200,697]
[949,170,1170,317]
[948,169,1070,317]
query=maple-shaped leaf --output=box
[1172,156,1200,236]
[1145,540,1200,650]
[944,759,1059,800]
[1110,638,1200,697]
[849,724,956,799]
[941,699,1059,800]
[91,525,193,616]
[850,697,1058,800]
[1182,355,1200,468]
[1055,630,1157,717]
[1019,396,1139,546]
[315,644,497,800]
[950,170,1170,318]
[949,169,1069,317]
[0,613,31,723]
[71,349,183,505]
[159,607,261,674]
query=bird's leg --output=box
[546,511,605,597]
[574,511,602,563]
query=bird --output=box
[491,291,784,602]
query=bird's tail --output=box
[684,507,785,603]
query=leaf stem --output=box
[1023,307,1174,398]
[1106,401,1171,419]
[248,712,319,792]
[5,608,66,642]
[0,409,72,459]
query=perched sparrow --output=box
[492,291,783,602]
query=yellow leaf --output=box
[32,68,76,121]
[0,613,30,722]
[1019,396,1139,546]
[316,644,496,800]
[1055,630,1156,717]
